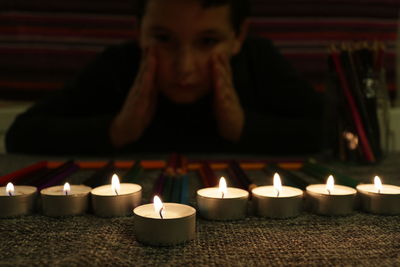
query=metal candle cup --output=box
[40,184,91,217]
[356,184,400,215]
[305,184,357,216]
[196,187,249,220]
[91,183,142,217]
[133,202,196,246]
[252,186,303,218]
[0,184,37,218]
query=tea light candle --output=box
[0,182,37,218]
[133,196,196,246]
[356,176,400,215]
[197,177,249,220]
[306,175,356,216]
[40,182,92,217]
[91,174,141,217]
[252,173,303,218]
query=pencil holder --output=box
[327,42,390,164]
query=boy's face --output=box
[139,0,245,103]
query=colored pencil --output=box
[25,160,76,187]
[153,172,166,196]
[178,155,189,204]
[229,160,257,191]
[170,175,182,203]
[198,164,212,187]
[180,173,189,204]
[83,160,115,188]
[344,44,380,158]
[7,165,50,186]
[121,160,143,184]
[226,166,243,189]
[301,160,359,188]
[0,161,48,186]
[331,45,375,162]
[198,161,218,187]
[38,162,80,190]
[47,160,166,170]
[161,172,173,202]
[157,153,179,201]
[264,164,309,190]
[171,153,180,202]
[205,161,218,186]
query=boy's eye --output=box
[199,37,220,47]
[153,34,171,43]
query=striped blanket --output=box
[1,0,399,100]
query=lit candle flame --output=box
[326,175,334,195]
[111,174,120,195]
[153,195,164,219]
[6,182,14,196]
[63,182,71,195]
[374,176,382,194]
[218,177,227,198]
[273,173,282,197]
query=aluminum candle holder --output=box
[40,184,92,217]
[252,185,303,218]
[197,187,249,220]
[0,184,37,218]
[357,183,400,215]
[133,202,196,246]
[306,184,357,216]
[91,183,142,217]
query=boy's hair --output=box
[136,0,250,35]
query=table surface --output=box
[0,153,399,266]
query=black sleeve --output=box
[233,37,326,154]
[5,43,139,155]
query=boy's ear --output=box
[232,19,249,55]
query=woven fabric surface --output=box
[0,154,399,266]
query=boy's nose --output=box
[176,48,196,81]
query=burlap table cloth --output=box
[0,154,399,266]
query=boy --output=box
[6,0,325,155]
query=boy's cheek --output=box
[155,60,175,89]
[155,53,172,78]
[154,48,174,64]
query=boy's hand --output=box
[110,47,158,148]
[211,54,244,142]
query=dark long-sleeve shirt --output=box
[6,37,325,155]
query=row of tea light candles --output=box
[0,173,399,246]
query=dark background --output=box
[0,0,399,101]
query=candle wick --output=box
[159,207,164,219]
[327,189,331,195]
[378,189,381,194]
[8,191,12,197]
[276,190,280,197]
[221,192,224,199]
[115,189,119,196]
[65,191,68,196]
